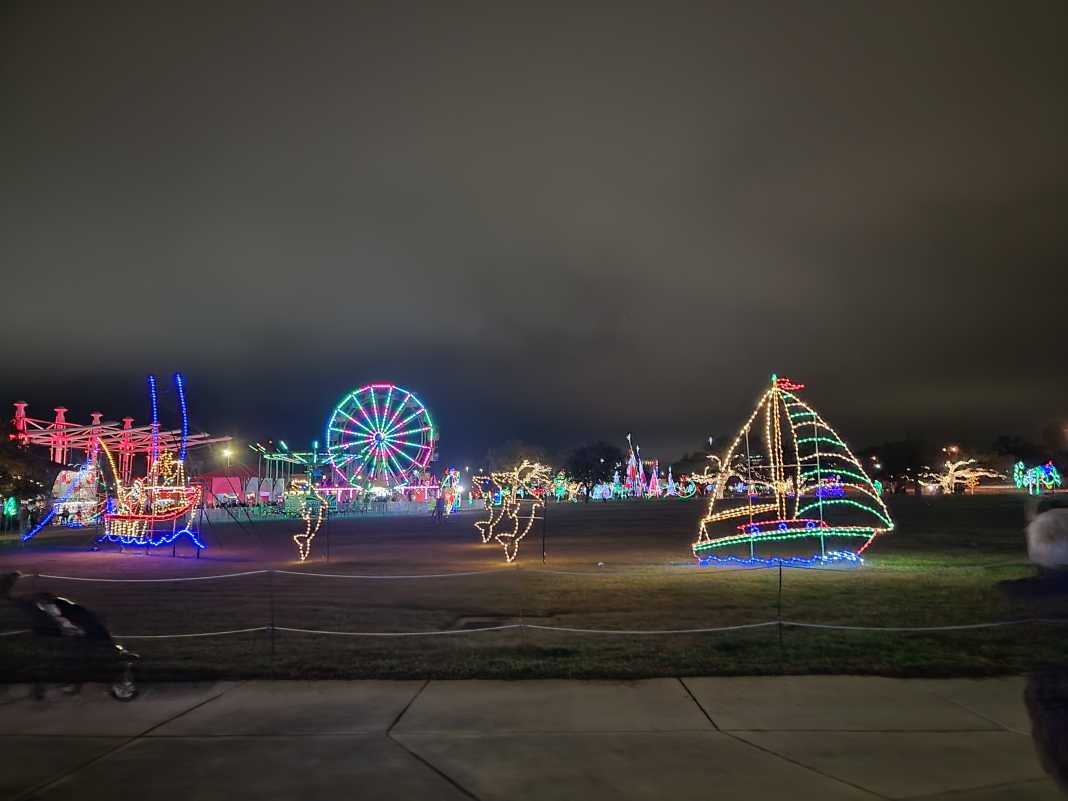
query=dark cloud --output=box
[3,1,1066,465]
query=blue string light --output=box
[99,526,206,550]
[698,550,863,568]
[174,372,189,462]
[147,374,160,464]
[21,462,91,541]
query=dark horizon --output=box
[6,367,1063,471]
[4,2,1066,468]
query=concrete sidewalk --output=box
[0,677,1059,800]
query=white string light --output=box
[921,459,1003,494]
[474,460,551,562]
[693,376,893,564]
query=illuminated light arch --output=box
[692,376,893,566]
[325,383,437,489]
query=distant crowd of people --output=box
[0,496,47,534]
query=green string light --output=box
[799,468,874,487]
[693,380,894,565]
[797,498,892,527]
[796,436,846,447]
[694,527,876,552]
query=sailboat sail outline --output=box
[692,376,892,565]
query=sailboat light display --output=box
[692,376,892,566]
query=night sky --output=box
[3,2,1066,468]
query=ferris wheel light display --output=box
[325,383,437,488]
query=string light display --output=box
[815,474,845,497]
[148,373,160,467]
[291,479,327,561]
[20,461,94,541]
[98,375,205,550]
[624,434,644,497]
[325,383,437,489]
[1014,461,1062,495]
[552,471,568,502]
[11,398,228,481]
[44,464,106,527]
[689,466,721,489]
[174,372,190,462]
[692,375,893,565]
[647,460,662,497]
[474,460,551,562]
[921,459,1003,495]
[439,467,463,513]
[701,550,863,567]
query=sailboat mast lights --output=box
[692,376,893,566]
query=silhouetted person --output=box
[1026,671,1068,794]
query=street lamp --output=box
[223,448,233,472]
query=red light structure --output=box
[11,401,227,482]
[14,374,231,552]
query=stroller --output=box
[1,572,140,701]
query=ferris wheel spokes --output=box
[382,390,412,433]
[335,408,375,435]
[383,407,423,438]
[325,383,437,488]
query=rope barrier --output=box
[273,568,513,580]
[5,618,1066,640]
[118,626,269,639]
[27,564,776,583]
[780,618,1068,632]
[36,570,269,583]
[17,617,1047,640]
[273,623,523,637]
[523,621,779,635]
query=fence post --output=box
[777,562,784,658]
[541,502,547,565]
[268,569,276,663]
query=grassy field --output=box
[1,494,1065,681]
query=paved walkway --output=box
[0,677,1060,800]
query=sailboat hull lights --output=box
[696,550,865,567]
[693,519,877,557]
